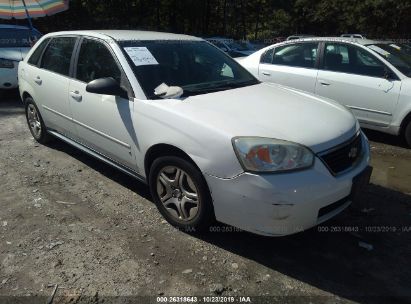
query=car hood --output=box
[165,83,358,153]
[0,47,31,61]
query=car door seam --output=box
[42,105,131,149]
[347,105,392,116]
[43,105,72,121]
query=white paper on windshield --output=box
[368,45,390,57]
[389,44,401,50]
[124,47,159,66]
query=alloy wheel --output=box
[27,104,42,138]
[156,166,200,222]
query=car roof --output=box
[206,36,229,39]
[282,37,390,45]
[0,24,32,30]
[44,30,202,41]
[288,35,314,37]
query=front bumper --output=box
[205,133,371,236]
[0,63,18,89]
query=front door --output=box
[69,37,138,171]
[315,42,401,126]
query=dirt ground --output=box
[1,90,411,304]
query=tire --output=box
[405,120,411,148]
[24,97,52,144]
[149,156,215,233]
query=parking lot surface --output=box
[1,90,410,303]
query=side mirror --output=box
[154,83,183,99]
[86,77,128,99]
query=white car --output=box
[286,35,316,41]
[237,37,411,146]
[18,31,371,236]
[0,24,41,90]
[341,34,366,39]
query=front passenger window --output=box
[324,43,386,78]
[76,39,121,83]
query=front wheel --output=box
[149,156,215,233]
[404,121,411,147]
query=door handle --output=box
[70,91,82,102]
[261,71,271,76]
[319,80,331,86]
[34,76,42,85]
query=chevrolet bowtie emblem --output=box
[348,147,358,159]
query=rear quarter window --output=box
[28,38,50,66]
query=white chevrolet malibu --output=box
[18,31,372,236]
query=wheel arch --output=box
[144,144,202,179]
[22,91,33,103]
[144,143,216,225]
[400,110,411,136]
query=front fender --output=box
[392,80,411,131]
[132,99,244,179]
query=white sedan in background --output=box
[19,31,371,236]
[0,24,41,90]
[238,37,411,146]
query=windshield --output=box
[367,43,411,77]
[0,29,41,48]
[119,40,259,98]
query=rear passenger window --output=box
[75,39,121,83]
[323,43,386,78]
[40,37,76,76]
[28,38,50,66]
[260,48,274,64]
[271,43,319,68]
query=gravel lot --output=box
[1,90,411,304]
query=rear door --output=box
[315,42,401,126]
[258,42,320,93]
[69,37,138,171]
[30,36,78,139]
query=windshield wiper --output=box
[182,79,259,97]
[145,93,163,100]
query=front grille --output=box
[319,134,363,175]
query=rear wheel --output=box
[149,156,215,233]
[404,120,411,147]
[25,97,52,144]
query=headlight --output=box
[0,59,14,69]
[233,137,314,173]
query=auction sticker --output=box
[124,47,159,66]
